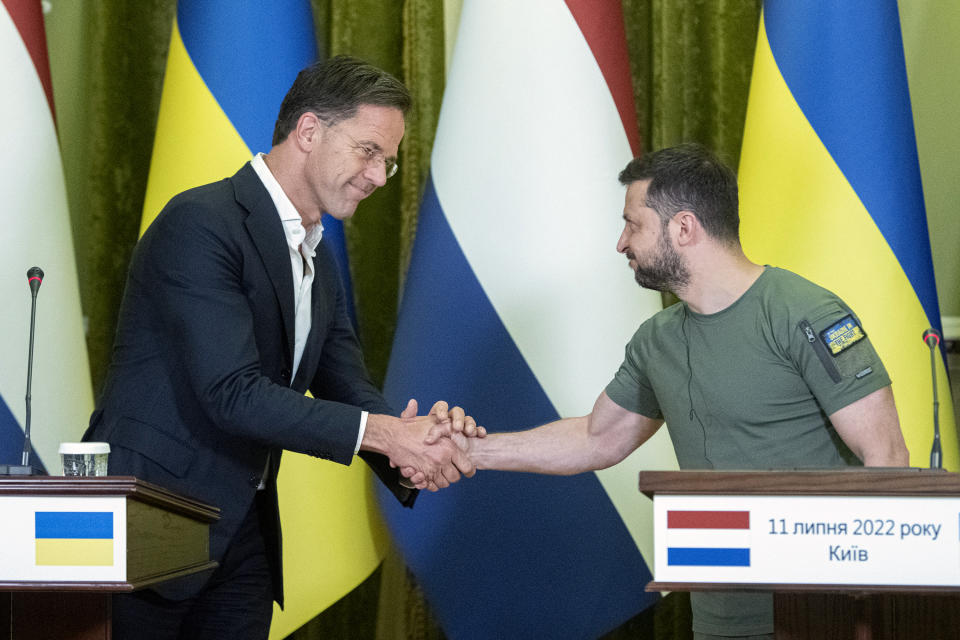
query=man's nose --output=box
[616,229,629,253]
[363,161,388,187]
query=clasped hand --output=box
[390,399,486,492]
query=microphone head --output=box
[26,266,43,294]
[922,327,942,347]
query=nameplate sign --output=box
[653,494,960,586]
[0,495,128,583]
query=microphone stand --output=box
[20,272,40,472]
[923,328,942,469]
[1,267,43,476]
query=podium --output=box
[639,469,960,639]
[0,475,219,640]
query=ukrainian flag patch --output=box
[820,315,866,356]
[35,512,114,566]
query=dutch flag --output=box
[379,1,678,638]
[666,510,752,568]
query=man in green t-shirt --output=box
[410,143,910,639]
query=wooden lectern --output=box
[0,476,219,640]
[639,469,960,640]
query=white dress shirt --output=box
[250,154,368,458]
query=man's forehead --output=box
[623,180,651,213]
[349,104,405,127]
[626,179,651,197]
[339,104,405,152]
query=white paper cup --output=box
[59,442,110,477]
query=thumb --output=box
[451,441,476,478]
[424,422,449,445]
[400,398,418,419]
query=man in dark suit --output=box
[85,56,477,639]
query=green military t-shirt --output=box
[605,266,891,635]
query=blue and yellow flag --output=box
[142,2,387,636]
[739,0,957,468]
[35,511,113,566]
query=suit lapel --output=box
[232,163,297,365]
[290,244,332,391]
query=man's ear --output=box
[293,111,322,150]
[673,210,700,246]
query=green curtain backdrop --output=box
[625,0,761,166]
[49,1,760,638]
[56,1,175,397]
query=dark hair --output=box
[618,143,740,244]
[272,55,411,146]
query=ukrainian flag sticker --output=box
[35,511,114,566]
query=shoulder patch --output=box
[820,314,866,356]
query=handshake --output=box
[365,400,487,493]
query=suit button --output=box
[281,368,291,379]
[249,475,260,486]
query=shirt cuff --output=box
[354,410,368,454]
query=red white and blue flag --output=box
[666,510,752,567]
[379,1,676,637]
[0,0,92,473]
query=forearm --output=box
[468,392,663,475]
[468,415,616,475]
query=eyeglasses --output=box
[327,126,399,179]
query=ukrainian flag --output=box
[739,0,958,468]
[35,511,113,566]
[142,3,387,636]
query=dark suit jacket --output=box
[85,163,415,605]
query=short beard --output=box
[631,225,690,294]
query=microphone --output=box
[1,268,44,475]
[27,266,43,295]
[922,327,942,469]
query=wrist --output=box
[360,413,399,456]
[462,435,488,470]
